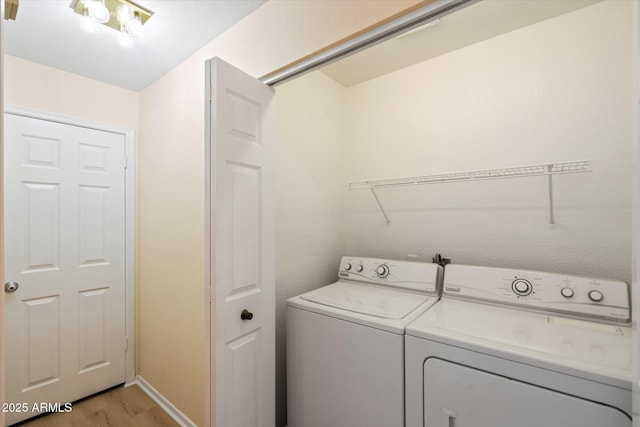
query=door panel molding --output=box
[4,105,137,386]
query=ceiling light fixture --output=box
[70,0,153,47]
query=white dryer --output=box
[287,256,443,427]
[405,264,632,427]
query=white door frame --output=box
[632,0,640,422]
[3,104,137,385]
[1,13,5,426]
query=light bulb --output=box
[89,0,110,24]
[116,4,133,24]
[79,7,97,33]
[117,27,133,49]
[125,13,144,38]
[79,14,98,33]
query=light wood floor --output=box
[15,385,180,427]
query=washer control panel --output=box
[443,264,630,323]
[338,256,443,294]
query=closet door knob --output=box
[4,281,19,293]
[241,309,254,320]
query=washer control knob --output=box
[356,265,364,272]
[588,290,604,302]
[512,279,533,296]
[376,264,390,278]
[344,263,352,271]
[560,287,574,298]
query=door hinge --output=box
[124,156,128,169]
[124,337,129,352]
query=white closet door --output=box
[4,114,127,425]
[207,57,275,427]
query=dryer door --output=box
[424,358,630,427]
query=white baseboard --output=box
[134,375,197,427]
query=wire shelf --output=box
[348,160,592,227]
[348,161,591,190]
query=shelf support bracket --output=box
[547,164,556,229]
[369,186,391,226]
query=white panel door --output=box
[4,114,126,425]
[207,58,275,427]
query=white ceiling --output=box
[321,0,600,87]
[3,0,267,91]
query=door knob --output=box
[240,309,254,320]
[4,281,19,293]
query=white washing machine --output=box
[405,264,632,427]
[287,256,443,427]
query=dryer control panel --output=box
[338,256,443,295]
[443,264,630,323]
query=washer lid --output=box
[300,281,429,319]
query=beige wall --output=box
[274,71,347,425]
[342,1,632,281]
[137,1,421,426]
[4,55,139,130]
